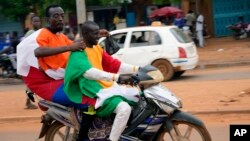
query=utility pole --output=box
[76,0,86,37]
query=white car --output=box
[99,25,199,81]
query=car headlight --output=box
[152,99,181,114]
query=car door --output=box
[113,30,164,67]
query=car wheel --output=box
[174,71,185,78]
[152,60,174,81]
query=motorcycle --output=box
[227,23,250,40]
[37,65,211,141]
[0,54,18,78]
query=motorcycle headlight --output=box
[158,101,175,114]
[153,100,182,114]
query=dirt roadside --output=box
[0,36,250,123]
[198,37,250,66]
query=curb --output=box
[189,109,250,115]
[1,110,250,122]
[0,116,40,122]
[0,78,23,84]
[196,61,250,69]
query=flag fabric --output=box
[17,28,72,80]
[17,28,90,108]
[64,45,140,117]
[17,29,41,76]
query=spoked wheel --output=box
[156,121,211,141]
[45,121,78,141]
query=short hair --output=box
[81,21,99,34]
[45,4,60,17]
[31,15,39,21]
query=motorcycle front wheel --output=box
[45,121,77,141]
[156,121,211,141]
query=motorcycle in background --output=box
[0,54,18,78]
[227,23,250,40]
[36,65,211,141]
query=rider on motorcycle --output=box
[17,4,139,141]
[64,21,140,141]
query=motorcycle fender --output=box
[38,122,51,139]
[38,114,53,139]
[164,110,205,131]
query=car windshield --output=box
[170,28,192,43]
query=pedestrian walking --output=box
[196,12,204,47]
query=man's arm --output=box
[102,51,139,74]
[84,68,119,81]
[34,40,85,57]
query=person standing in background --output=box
[112,14,120,30]
[24,15,41,37]
[185,10,195,33]
[196,12,204,47]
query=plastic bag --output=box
[104,36,120,55]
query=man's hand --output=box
[117,74,139,86]
[99,29,109,37]
[70,39,86,51]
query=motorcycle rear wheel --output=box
[45,121,77,141]
[156,121,211,141]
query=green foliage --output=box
[86,0,100,6]
[42,0,76,15]
[0,0,43,21]
[170,0,181,5]
[153,0,170,5]
[99,0,121,6]
[0,0,77,21]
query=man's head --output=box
[81,21,100,47]
[31,15,41,31]
[45,4,64,33]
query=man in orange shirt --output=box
[17,4,85,103]
[17,4,109,107]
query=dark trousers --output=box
[76,113,94,141]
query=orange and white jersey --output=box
[17,28,72,80]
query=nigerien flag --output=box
[64,45,140,117]
[17,28,72,80]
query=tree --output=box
[42,0,76,15]
[0,0,43,28]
